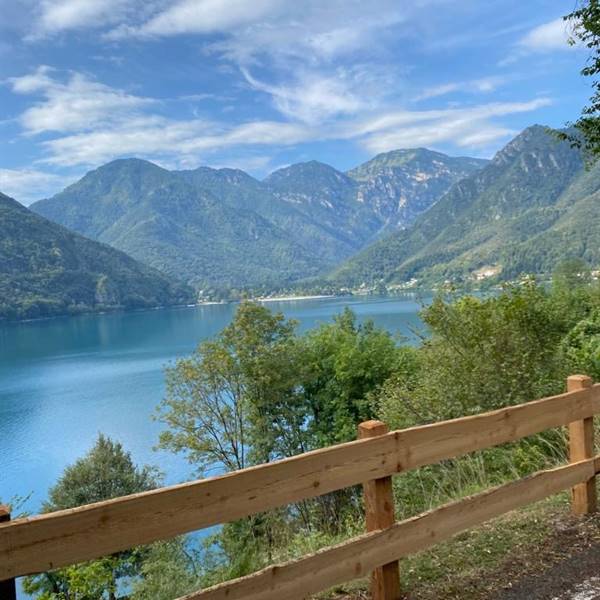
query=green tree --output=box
[157,301,304,473]
[562,309,600,380]
[157,302,305,572]
[23,435,159,600]
[374,282,591,516]
[376,282,572,429]
[129,540,201,600]
[157,303,402,575]
[562,0,600,160]
[301,308,400,446]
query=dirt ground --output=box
[335,511,600,600]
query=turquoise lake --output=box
[0,295,426,515]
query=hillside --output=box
[177,165,359,264]
[332,126,599,287]
[0,191,194,320]
[348,148,488,232]
[31,151,486,292]
[32,159,326,293]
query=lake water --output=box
[0,295,425,515]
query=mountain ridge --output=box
[0,191,194,320]
[32,148,486,291]
[331,126,599,287]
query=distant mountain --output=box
[264,160,382,252]
[176,165,357,264]
[0,191,193,320]
[32,159,327,292]
[33,150,484,291]
[348,149,488,231]
[332,126,599,287]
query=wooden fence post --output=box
[0,505,17,600]
[358,420,401,600]
[568,375,597,515]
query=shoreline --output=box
[255,294,337,303]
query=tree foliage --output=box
[23,436,160,600]
[562,0,600,160]
[157,302,399,576]
[0,192,193,321]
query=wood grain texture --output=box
[568,376,597,515]
[1,384,599,580]
[0,507,16,599]
[182,458,598,600]
[359,421,401,600]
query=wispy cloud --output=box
[519,18,572,51]
[26,0,139,38]
[9,66,155,134]
[348,99,552,153]
[108,0,284,39]
[104,0,409,69]
[40,117,312,167]
[415,76,511,101]
[7,67,550,168]
[241,67,379,125]
[500,17,577,65]
[0,167,77,204]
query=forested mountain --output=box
[348,149,488,231]
[32,159,327,292]
[32,151,486,291]
[332,126,599,287]
[176,164,359,264]
[0,191,193,320]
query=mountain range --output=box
[332,125,600,287]
[0,192,193,320]
[5,124,598,321]
[31,150,487,293]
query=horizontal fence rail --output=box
[1,376,599,599]
[184,457,600,600]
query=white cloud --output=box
[416,76,511,101]
[106,0,408,68]
[39,117,312,166]
[110,0,283,39]
[520,18,572,51]
[10,67,155,134]
[353,99,551,154]
[0,168,76,204]
[38,98,550,167]
[25,0,142,37]
[242,68,374,124]
[7,67,552,171]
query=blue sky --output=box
[0,0,592,203]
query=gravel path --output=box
[491,541,600,600]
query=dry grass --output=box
[318,491,600,599]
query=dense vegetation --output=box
[30,152,485,294]
[31,160,326,294]
[0,192,193,320]
[333,126,600,287]
[18,262,600,599]
[562,0,600,160]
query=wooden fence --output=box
[1,375,599,600]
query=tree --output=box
[157,301,304,474]
[300,308,400,447]
[562,309,600,380]
[157,302,305,569]
[157,303,401,570]
[373,281,597,516]
[23,435,159,600]
[561,1,600,160]
[130,540,201,600]
[296,308,401,532]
